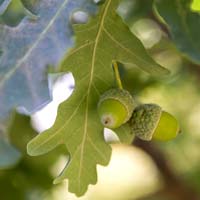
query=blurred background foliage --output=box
[1,0,200,199]
[0,0,37,26]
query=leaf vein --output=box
[88,136,107,162]
[103,27,151,67]
[31,93,87,153]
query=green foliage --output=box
[0,0,10,15]
[0,139,21,169]
[27,0,168,196]
[0,0,37,26]
[9,111,38,153]
[0,113,21,169]
[154,0,200,64]
[0,0,97,172]
[0,112,65,200]
[138,66,200,199]
[2,0,200,199]
[118,0,153,25]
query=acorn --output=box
[130,104,180,141]
[97,88,135,129]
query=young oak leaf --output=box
[27,0,168,196]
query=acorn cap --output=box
[130,104,179,141]
[98,88,135,129]
[130,104,162,141]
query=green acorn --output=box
[130,104,180,141]
[98,88,135,129]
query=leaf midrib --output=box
[78,0,112,192]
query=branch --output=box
[133,138,200,200]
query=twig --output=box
[113,61,123,89]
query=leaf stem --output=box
[113,61,123,89]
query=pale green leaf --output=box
[27,0,168,196]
